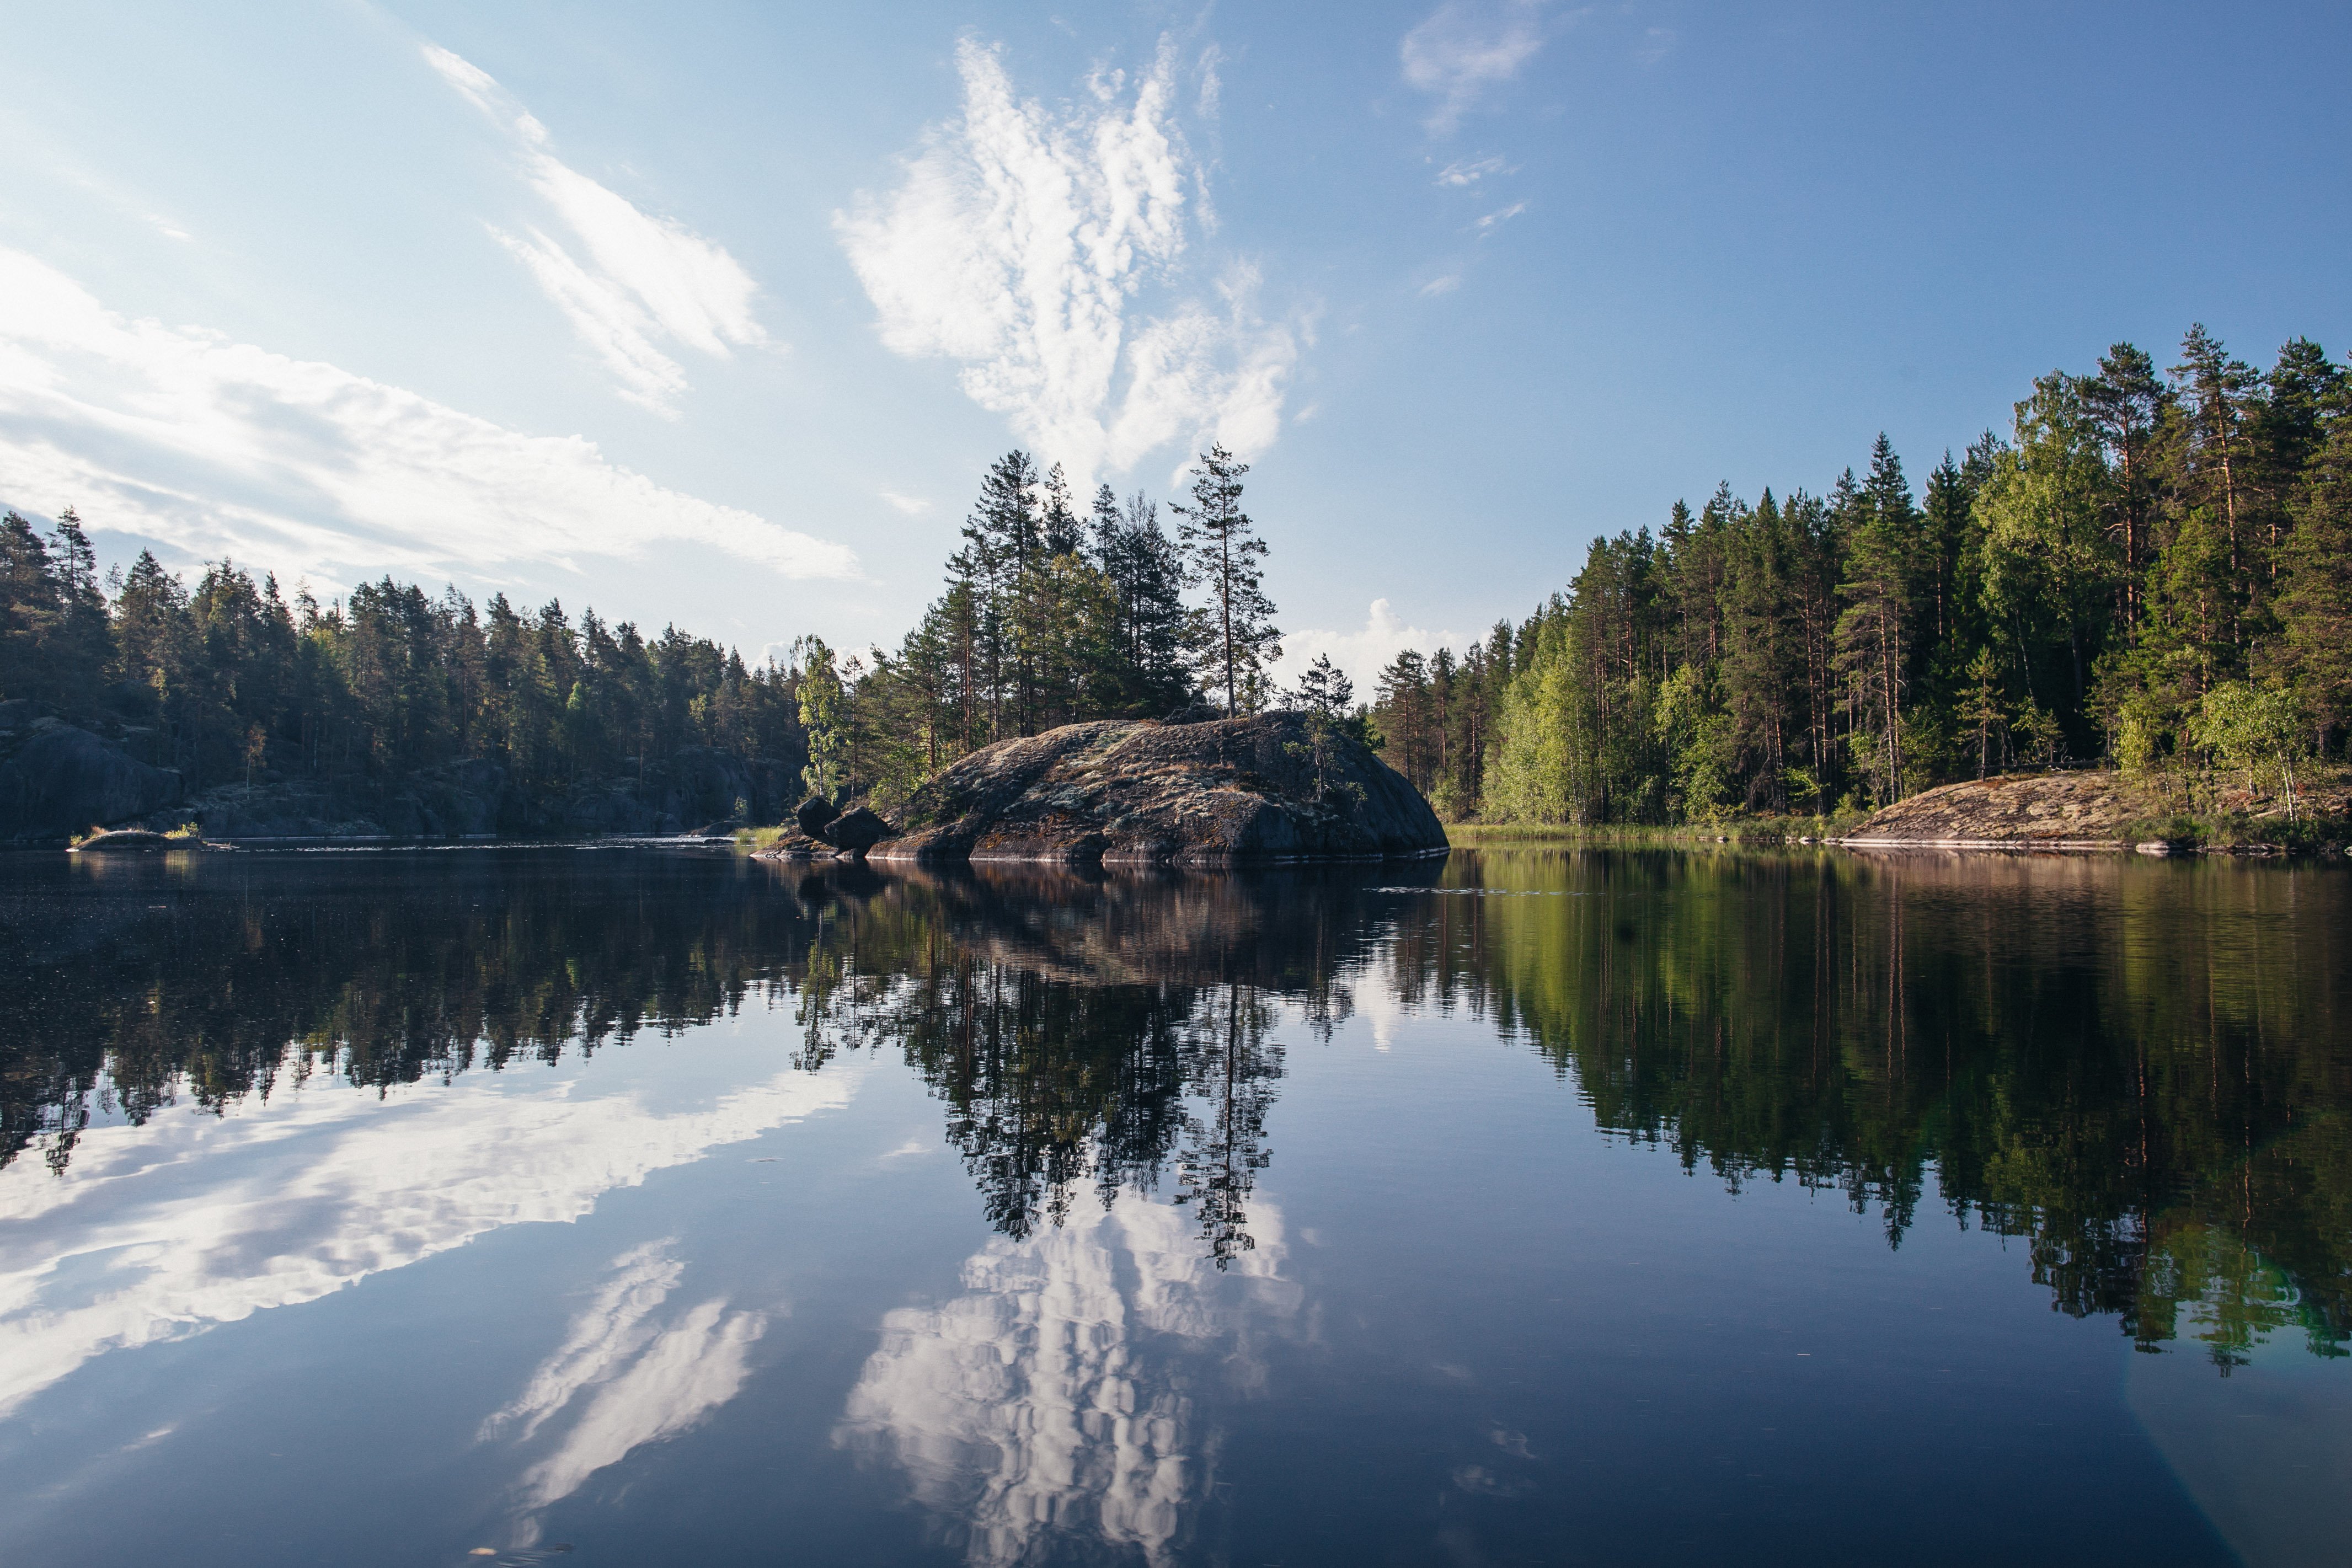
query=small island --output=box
[758,711,1446,866]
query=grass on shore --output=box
[2110,810,2352,854]
[1444,815,1866,848]
[1447,809,2351,855]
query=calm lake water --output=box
[2,846,2346,1567]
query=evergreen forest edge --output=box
[4,323,2350,837]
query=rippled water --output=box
[1,846,2346,1566]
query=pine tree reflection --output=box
[782,864,1347,1262]
[4,847,2349,1359]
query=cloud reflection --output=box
[0,1064,858,1418]
[838,1191,1298,1567]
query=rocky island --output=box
[758,712,1448,866]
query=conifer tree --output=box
[1170,444,1280,716]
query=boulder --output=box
[0,724,183,842]
[796,796,840,836]
[821,805,894,850]
[869,713,1447,866]
[758,831,856,859]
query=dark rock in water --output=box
[821,806,894,850]
[870,713,1447,866]
[758,831,854,859]
[0,725,183,842]
[796,796,840,837]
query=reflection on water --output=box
[0,845,2346,1565]
[6,848,2340,1372]
[840,1192,1298,1567]
[491,1240,766,1540]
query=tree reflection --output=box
[3,847,2349,1358]
[1400,849,2352,1366]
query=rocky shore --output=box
[1836,767,2352,851]
[757,713,1449,866]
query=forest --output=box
[1391,324,2352,823]
[2,324,2346,825]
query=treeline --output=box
[1,442,1292,816]
[1367,325,2352,822]
[0,511,807,793]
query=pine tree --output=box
[2270,416,2352,741]
[0,512,61,704]
[1286,654,1354,718]
[2082,344,2167,620]
[2171,325,2262,649]
[1171,444,1280,716]
[1834,437,1926,802]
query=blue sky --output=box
[3,2,2346,688]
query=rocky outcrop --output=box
[862,713,1448,865]
[0,723,183,842]
[1840,772,2155,847]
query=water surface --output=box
[2,846,2345,1566]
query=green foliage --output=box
[795,636,847,801]
[2191,681,2313,817]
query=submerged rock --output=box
[869,713,1447,866]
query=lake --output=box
[1,845,2345,1566]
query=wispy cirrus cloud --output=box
[1434,155,1508,187]
[423,45,767,416]
[1402,1,1555,134]
[1475,200,1529,233]
[0,247,857,588]
[836,37,1298,491]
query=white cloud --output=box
[1476,200,1529,233]
[1402,1,1553,133]
[836,38,1297,491]
[1196,43,1225,120]
[0,247,858,588]
[1421,274,1463,296]
[1434,155,1506,186]
[879,489,931,516]
[1279,599,1472,698]
[423,44,767,415]
[1636,26,1677,65]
